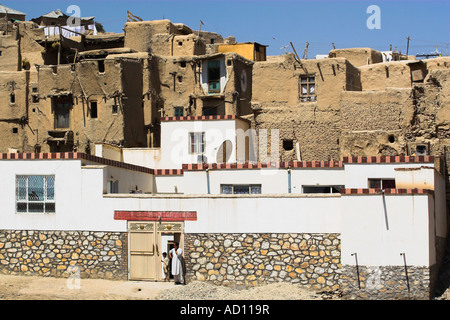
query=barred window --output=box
[221,184,262,195]
[16,175,55,213]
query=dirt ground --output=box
[0,274,449,300]
[0,274,327,300]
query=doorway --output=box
[52,96,72,129]
[128,221,183,281]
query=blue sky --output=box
[3,0,449,58]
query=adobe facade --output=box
[0,7,449,300]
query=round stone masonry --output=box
[184,233,341,291]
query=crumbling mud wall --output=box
[27,58,147,153]
[329,48,383,67]
[251,54,359,161]
[339,88,414,156]
[0,28,20,71]
[0,70,30,152]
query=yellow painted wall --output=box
[218,44,261,61]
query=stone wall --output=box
[339,265,432,300]
[184,233,341,291]
[0,230,128,280]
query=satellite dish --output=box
[216,140,233,163]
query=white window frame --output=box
[189,132,205,155]
[15,175,55,214]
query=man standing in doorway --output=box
[169,242,186,285]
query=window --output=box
[98,60,105,73]
[189,132,205,154]
[368,179,396,189]
[32,95,39,103]
[302,185,343,194]
[90,101,98,118]
[299,76,316,102]
[180,61,186,68]
[10,93,15,104]
[16,175,55,213]
[415,144,428,155]
[203,106,217,116]
[12,128,18,134]
[221,185,262,194]
[283,139,294,151]
[207,60,221,93]
[174,107,184,117]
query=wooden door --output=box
[128,222,158,280]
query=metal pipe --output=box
[288,167,291,193]
[206,168,210,194]
[400,253,411,293]
[351,253,361,289]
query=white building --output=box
[0,116,447,300]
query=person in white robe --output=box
[169,242,185,284]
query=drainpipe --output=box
[288,167,291,193]
[206,168,210,194]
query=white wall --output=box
[0,160,125,231]
[122,148,162,169]
[172,167,346,195]
[160,119,250,169]
[103,194,342,234]
[341,194,434,267]
[344,163,434,188]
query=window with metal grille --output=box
[299,76,316,102]
[16,175,55,213]
[189,132,205,154]
[221,184,262,195]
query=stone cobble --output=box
[184,233,341,291]
[339,265,431,300]
[0,230,128,280]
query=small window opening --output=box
[98,60,105,73]
[32,87,38,93]
[52,66,57,74]
[388,135,395,143]
[283,139,294,151]
[416,145,428,155]
[32,95,39,103]
[368,178,396,189]
[227,60,232,66]
[210,38,215,44]
[178,41,183,46]
[10,93,15,104]
[0,51,2,56]
[90,101,98,118]
[180,61,186,68]
[174,107,184,117]
[112,105,118,114]
[12,128,18,134]
[177,75,183,83]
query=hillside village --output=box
[0,4,449,300]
